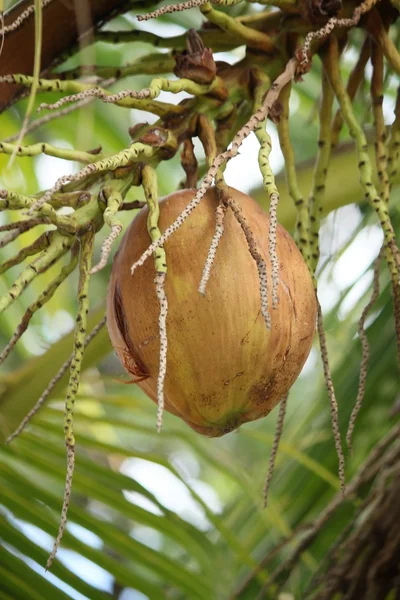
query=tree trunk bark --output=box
[1,0,133,112]
[311,471,400,600]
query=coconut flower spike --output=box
[130,58,298,276]
[155,272,168,432]
[91,192,123,274]
[223,193,271,331]
[137,0,243,21]
[253,76,280,309]
[0,233,73,314]
[6,317,106,445]
[0,242,80,367]
[46,230,95,570]
[197,113,271,326]
[263,393,288,508]
[142,165,168,432]
[198,202,226,295]
[197,116,228,296]
[346,249,384,453]
[317,298,346,495]
[91,177,134,275]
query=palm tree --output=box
[0,0,399,598]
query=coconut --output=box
[107,187,316,437]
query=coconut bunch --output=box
[1,0,399,573]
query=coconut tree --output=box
[0,0,399,598]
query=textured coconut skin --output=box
[107,187,316,437]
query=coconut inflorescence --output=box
[107,187,316,437]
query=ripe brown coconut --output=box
[107,187,317,437]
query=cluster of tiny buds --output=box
[155,272,168,433]
[90,224,122,275]
[198,204,226,295]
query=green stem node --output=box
[0,242,80,366]
[64,230,95,447]
[0,140,102,164]
[309,65,334,272]
[276,83,311,269]
[0,232,72,314]
[324,39,400,291]
[142,165,167,274]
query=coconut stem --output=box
[323,37,400,298]
[130,57,298,275]
[0,139,102,164]
[0,218,47,249]
[324,37,400,363]
[6,317,106,445]
[331,36,370,148]
[37,75,224,112]
[370,40,389,204]
[369,47,400,361]
[387,88,400,361]
[309,64,334,272]
[91,178,133,274]
[255,120,279,308]
[142,165,169,431]
[0,241,80,367]
[276,82,311,269]
[0,216,48,232]
[0,230,53,274]
[142,165,167,274]
[0,74,179,118]
[0,232,71,314]
[181,138,199,189]
[197,115,228,296]
[3,84,114,143]
[197,110,272,321]
[56,54,175,81]
[200,2,274,54]
[29,142,155,213]
[8,0,42,168]
[299,0,380,63]
[388,87,400,184]
[0,189,78,232]
[63,230,94,447]
[253,74,280,310]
